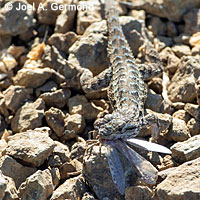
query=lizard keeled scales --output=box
[81,0,162,140]
[81,0,172,195]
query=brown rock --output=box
[184,8,200,35]
[76,0,102,35]
[40,88,71,108]
[167,117,191,142]
[48,32,78,53]
[45,107,65,137]
[35,81,58,97]
[13,67,53,88]
[0,155,37,188]
[59,161,76,180]
[0,172,18,200]
[172,44,191,58]
[168,56,200,102]
[3,85,32,112]
[184,103,200,121]
[0,1,35,35]
[5,130,55,167]
[11,98,45,133]
[156,157,200,200]
[63,114,86,140]
[125,186,152,200]
[187,118,200,136]
[37,0,62,25]
[171,135,200,163]
[128,10,146,21]
[7,45,26,59]
[67,95,103,122]
[50,168,60,188]
[19,169,54,200]
[172,110,191,123]
[50,175,87,200]
[55,0,77,33]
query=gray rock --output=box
[0,155,37,188]
[3,85,32,112]
[11,98,45,133]
[0,35,11,51]
[19,169,54,200]
[76,0,102,34]
[63,114,86,140]
[67,95,103,122]
[184,103,200,121]
[50,175,87,200]
[5,130,55,167]
[145,89,163,113]
[13,67,53,88]
[0,1,35,35]
[187,118,200,136]
[37,0,62,25]
[167,117,191,142]
[147,16,166,36]
[50,168,60,188]
[156,157,200,200]
[171,135,200,163]
[0,171,6,199]
[45,107,65,137]
[40,88,71,108]
[69,17,145,75]
[172,110,191,123]
[171,44,191,57]
[168,56,200,102]
[48,32,78,53]
[166,21,178,37]
[125,186,152,200]
[35,81,58,97]
[1,173,18,200]
[55,0,77,33]
[129,0,200,22]
[184,8,200,35]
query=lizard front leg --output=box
[80,67,112,93]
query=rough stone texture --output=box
[55,0,77,33]
[18,169,54,200]
[0,35,11,51]
[12,67,53,88]
[145,89,163,113]
[156,157,200,200]
[184,103,200,121]
[167,117,191,142]
[45,107,65,137]
[40,88,71,108]
[184,8,200,35]
[0,1,35,35]
[0,172,18,200]
[82,192,96,200]
[125,186,152,200]
[50,168,60,188]
[35,81,58,97]
[67,95,103,122]
[59,161,76,180]
[83,146,123,199]
[5,130,55,167]
[130,0,200,22]
[3,85,32,112]
[50,175,87,200]
[187,118,200,136]
[128,10,146,21]
[0,171,6,199]
[76,0,102,35]
[0,155,37,188]
[172,110,191,123]
[171,135,200,163]
[37,0,62,25]
[48,32,78,53]
[63,114,86,140]
[168,56,200,103]
[147,16,166,36]
[11,98,45,133]
[69,17,145,75]
[172,44,191,58]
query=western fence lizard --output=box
[81,0,171,195]
[81,0,162,140]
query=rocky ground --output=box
[0,0,200,200]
